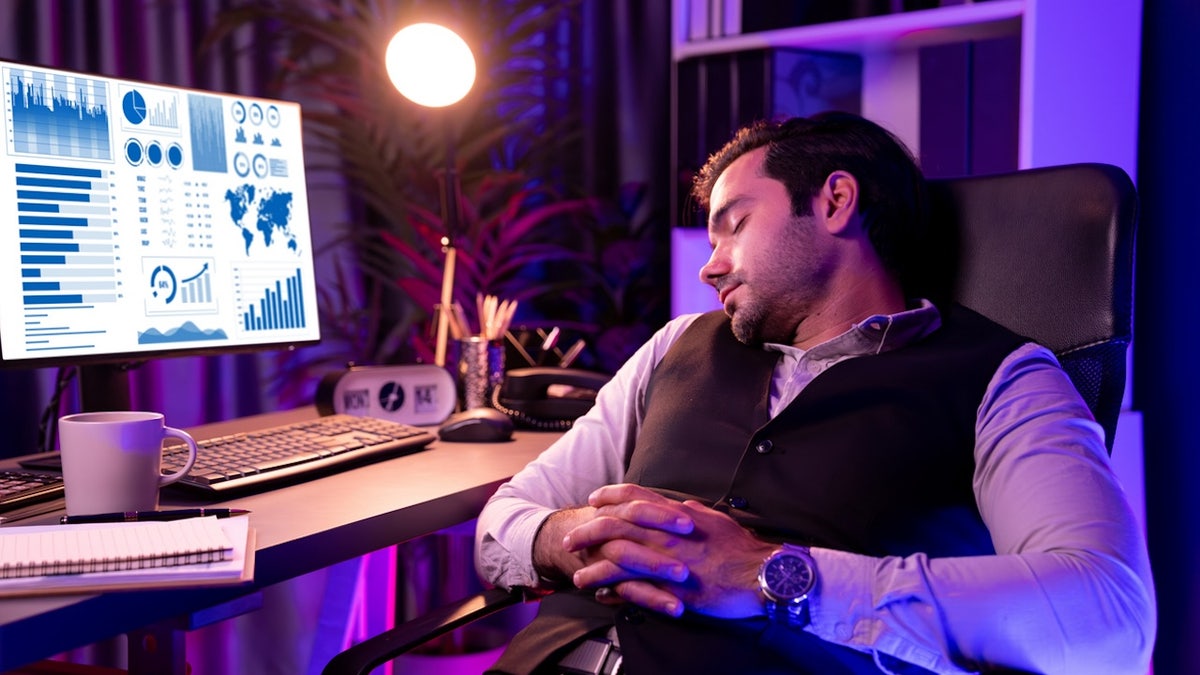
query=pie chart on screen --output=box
[123,90,147,125]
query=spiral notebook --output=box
[0,516,254,597]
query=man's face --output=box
[699,148,837,346]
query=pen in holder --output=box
[448,294,514,410]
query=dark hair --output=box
[691,112,929,293]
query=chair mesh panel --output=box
[1057,339,1129,453]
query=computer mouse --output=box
[437,407,514,443]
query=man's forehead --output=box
[711,148,769,201]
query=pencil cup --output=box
[58,411,199,516]
[456,336,505,410]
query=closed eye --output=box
[709,214,746,251]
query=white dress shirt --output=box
[476,303,1156,674]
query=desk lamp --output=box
[385,23,477,367]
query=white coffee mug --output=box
[58,411,199,516]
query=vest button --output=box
[727,495,749,509]
[755,440,773,454]
[619,606,644,624]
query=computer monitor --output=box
[0,59,321,411]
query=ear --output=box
[815,171,859,236]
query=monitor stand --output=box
[77,362,134,412]
[16,363,135,471]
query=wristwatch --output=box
[758,543,817,627]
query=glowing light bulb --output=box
[385,23,476,108]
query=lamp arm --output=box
[434,131,461,368]
[433,243,456,367]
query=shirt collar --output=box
[763,299,941,360]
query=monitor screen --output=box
[0,59,321,368]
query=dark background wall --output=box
[1136,0,1200,673]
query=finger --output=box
[564,514,689,552]
[610,580,685,618]
[571,558,634,588]
[681,499,733,521]
[588,483,670,507]
[588,488,695,535]
[572,540,689,587]
[597,501,695,535]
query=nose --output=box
[699,245,728,287]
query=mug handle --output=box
[160,427,199,487]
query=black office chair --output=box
[923,162,1136,454]
[322,162,1138,674]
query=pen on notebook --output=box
[59,508,250,525]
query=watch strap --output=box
[766,595,811,627]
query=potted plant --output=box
[203,0,607,402]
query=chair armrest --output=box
[322,586,531,675]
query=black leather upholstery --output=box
[925,163,1137,453]
[321,163,1139,674]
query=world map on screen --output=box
[224,184,298,255]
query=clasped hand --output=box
[562,483,776,619]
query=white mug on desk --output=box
[58,411,199,516]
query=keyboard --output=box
[0,470,65,519]
[161,414,436,495]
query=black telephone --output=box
[492,367,610,430]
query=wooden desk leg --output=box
[126,624,186,675]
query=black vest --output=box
[490,305,1027,675]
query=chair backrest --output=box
[923,163,1138,454]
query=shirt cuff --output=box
[806,548,978,675]
[478,507,557,589]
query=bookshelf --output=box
[669,0,1142,206]
[668,0,1146,534]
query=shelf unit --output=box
[673,1,1026,154]
[670,0,1142,314]
[670,0,1141,192]
[668,0,1146,534]
[674,1,1025,59]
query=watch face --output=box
[763,552,815,600]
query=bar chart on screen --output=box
[13,160,119,354]
[15,165,117,308]
[234,264,308,332]
[6,68,113,161]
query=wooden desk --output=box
[0,407,556,672]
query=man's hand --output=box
[531,506,598,587]
[530,488,696,591]
[563,484,777,619]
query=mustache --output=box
[712,276,740,295]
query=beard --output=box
[729,303,764,345]
[717,276,768,345]
[728,294,792,346]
